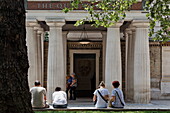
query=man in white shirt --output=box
[30,81,48,108]
[52,87,67,108]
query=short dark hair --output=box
[35,81,41,86]
[112,81,120,88]
[55,87,61,91]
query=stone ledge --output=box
[33,108,170,111]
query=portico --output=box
[26,0,170,104]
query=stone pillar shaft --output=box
[26,22,41,88]
[46,21,65,103]
[105,23,122,92]
[102,32,107,81]
[125,29,135,101]
[133,28,150,103]
[37,29,44,85]
[62,31,68,77]
[127,21,150,103]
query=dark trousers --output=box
[53,104,67,108]
[70,86,76,100]
[66,88,70,99]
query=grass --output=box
[34,111,170,113]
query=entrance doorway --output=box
[69,49,100,98]
[74,54,96,97]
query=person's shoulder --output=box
[103,88,109,91]
[60,91,66,93]
[39,87,46,91]
[30,87,35,91]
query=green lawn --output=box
[34,111,170,113]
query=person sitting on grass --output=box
[52,87,67,108]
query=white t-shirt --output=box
[93,88,109,108]
[52,91,67,105]
[30,86,46,108]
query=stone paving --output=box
[38,98,170,111]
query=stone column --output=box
[46,20,65,103]
[62,31,68,77]
[102,31,107,81]
[36,29,44,86]
[105,23,122,93]
[41,32,45,87]
[125,28,135,102]
[132,20,150,103]
[26,21,40,88]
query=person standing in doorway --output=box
[69,73,77,100]
[66,75,72,99]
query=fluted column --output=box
[62,31,68,77]
[105,23,122,92]
[37,29,44,86]
[102,31,107,81]
[46,20,65,103]
[132,20,150,103]
[26,21,40,88]
[41,32,45,87]
[125,28,135,102]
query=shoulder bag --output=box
[97,90,108,103]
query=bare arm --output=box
[70,79,76,86]
[110,96,115,102]
[104,95,109,101]
[44,96,46,101]
[93,95,97,102]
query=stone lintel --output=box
[26,17,39,27]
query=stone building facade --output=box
[26,0,170,104]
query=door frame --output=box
[69,49,100,88]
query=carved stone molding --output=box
[67,42,102,49]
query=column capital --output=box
[46,18,65,27]
[125,28,133,35]
[131,20,150,28]
[109,21,124,28]
[37,28,44,35]
[26,21,39,27]
[101,31,107,36]
[62,31,69,35]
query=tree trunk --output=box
[0,0,33,113]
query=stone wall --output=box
[149,42,170,99]
[149,42,161,99]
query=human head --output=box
[34,80,41,86]
[99,81,105,88]
[112,81,120,88]
[66,75,70,80]
[55,87,61,91]
[71,73,75,78]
